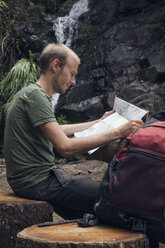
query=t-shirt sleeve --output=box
[24,89,56,127]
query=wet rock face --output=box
[7,0,165,122]
[71,0,165,121]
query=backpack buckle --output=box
[132,217,147,233]
[77,214,100,227]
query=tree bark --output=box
[16,222,149,248]
[0,192,53,248]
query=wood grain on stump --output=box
[0,192,53,248]
[16,222,149,248]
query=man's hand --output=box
[118,119,143,138]
[100,109,115,121]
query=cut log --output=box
[16,222,149,248]
[0,192,53,248]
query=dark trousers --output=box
[15,140,125,219]
[16,167,100,219]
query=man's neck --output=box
[36,74,55,97]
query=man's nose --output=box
[71,77,76,85]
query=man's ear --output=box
[51,59,60,72]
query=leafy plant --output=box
[27,0,45,19]
[1,58,40,112]
[0,1,8,13]
[57,114,69,125]
[81,25,89,39]
[0,0,17,75]
[0,58,40,156]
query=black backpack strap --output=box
[77,213,101,227]
[149,239,159,248]
[37,219,80,227]
[150,111,165,121]
[38,214,101,228]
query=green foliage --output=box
[0,1,8,13]
[0,97,5,157]
[12,0,46,27]
[57,114,69,125]
[1,58,40,112]
[27,0,46,19]
[81,25,89,39]
[0,0,17,75]
[80,44,86,53]
[70,103,77,111]
[0,58,40,156]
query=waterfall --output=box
[52,0,89,113]
[51,93,60,112]
[53,0,89,47]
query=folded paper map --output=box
[74,96,149,154]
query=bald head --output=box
[40,43,80,73]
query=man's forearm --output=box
[40,121,121,157]
[40,119,143,158]
[61,128,122,157]
[60,110,115,136]
[60,119,99,136]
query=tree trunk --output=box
[0,192,53,248]
[16,222,149,248]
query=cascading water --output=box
[51,93,60,112]
[53,0,89,47]
[52,0,89,112]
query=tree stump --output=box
[16,222,149,248]
[0,192,53,248]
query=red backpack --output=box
[94,111,165,247]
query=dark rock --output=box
[148,49,165,66]
[0,158,5,165]
[119,82,164,113]
[120,82,148,101]
[56,95,105,122]
[108,45,140,70]
[56,80,97,109]
[136,96,164,114]
[146,64,165,83]
[3,0,165,119]
[107,92,116,109]
[138,58,150,69]
[119,0,147,15]
[89,0,118,25]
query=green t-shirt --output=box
[4,83,57,192]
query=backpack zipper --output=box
[129,148,165,161]
[148,124,165,128]
[130,123,165,138]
